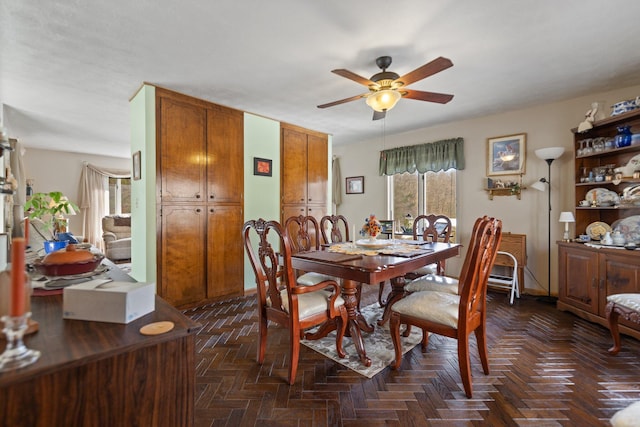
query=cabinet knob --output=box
[210,194,215,199]
[195,194,201,199]
[210,208,214,213]
[196,208,201,213]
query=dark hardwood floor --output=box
[185,286,640,427]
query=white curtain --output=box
[78,162,129,251]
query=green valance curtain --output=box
[379,137,465,175]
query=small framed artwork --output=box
[487,133,526,176]
[346,176,364,194]
[132,150,141,180]
[253,157,272,177]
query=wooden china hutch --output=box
[558,108,640,340]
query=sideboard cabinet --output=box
[558,242,640,339]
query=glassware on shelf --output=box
[577,140,585,156]
[615,126,632,148]
[583,139,594,155]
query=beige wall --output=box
[22,148,130,237]
[333,84,640,296]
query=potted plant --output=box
[24,191,79,251]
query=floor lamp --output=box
[532,146,565,303]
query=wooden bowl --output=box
[33,253,105,276]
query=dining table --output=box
[291,239,461,367]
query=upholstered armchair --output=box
[102,215,131,261]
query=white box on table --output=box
[63,280,155,324]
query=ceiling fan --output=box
[317,56,454,120]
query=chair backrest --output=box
[320,215,350,244]
[413,214,452,243]
[457,216,503,324]
[284,215,321,253]
[242,218,296,314]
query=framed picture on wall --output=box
[486,133,526,176]
[253,157,272,177]
[132,150,141,180]
[346,176,364,194]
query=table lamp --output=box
[559,211,575,241]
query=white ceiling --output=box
[2,1,640,159]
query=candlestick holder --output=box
[0,312,40,372]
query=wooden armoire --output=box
[155,88,244,308]
[280,123,328,223]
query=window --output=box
[388,169,457,239]
[108,177,131,215]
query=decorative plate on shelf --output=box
[586,221,612,241]
[355,239,393,249]
[611,215,640,243]
[585,188,620,206]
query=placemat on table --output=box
[294,251,363,263]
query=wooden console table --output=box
[0,285,199,426]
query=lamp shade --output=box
[535,147,565,161]
[366,89,401,112]
[558,211,575,223]
[531,181,546,192]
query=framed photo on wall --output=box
[346,176,364,194]
[253,157,272,177]
[486,133,526,176]
[132,150,141,180]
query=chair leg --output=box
[389,313,403,370]
[607,302,622,355]
[457,333,473,398]
[474,325,490,375]
[288,324,301,385]
[335,307,347,358]
[257,313,268,364]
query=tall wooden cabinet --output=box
[281,123,328,222]
[557,108,640,339]
[156,88,244,308]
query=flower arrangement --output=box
[360,214,382,239]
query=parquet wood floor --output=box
[186,286,640,427]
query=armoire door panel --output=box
[307,133,328,205]
[281,128,308,204]
[207,205,244,299]
[159,96,207,202]
[160,205,207,306]
[207,107,244,203]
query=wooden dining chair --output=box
[284,215,336,286]
[320,214,350,244]
[389,216,502,398]
[243,218,347,385]
[378,214,453,306]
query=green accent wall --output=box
[129,84,156,284]
[243,113,280,290]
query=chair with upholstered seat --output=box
[320,214,350,244]
[389,216,502,398]
[243,218,347,385]
[285,215,336,286]
[378,214,453,306]
[606,293,640,355]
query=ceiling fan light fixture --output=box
[366,89,401,112]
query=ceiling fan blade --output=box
[394,56,453,87]
[332,69,376,87]
[402,89,454,104]
[372,110,386,121]
[317,93,368,109]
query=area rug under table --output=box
[301,303,422,378]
